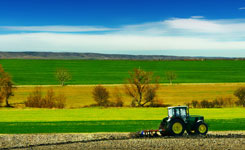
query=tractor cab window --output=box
[180,108,187,118]
[175,109,180,116]
[168,108,174,118]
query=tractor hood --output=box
[189,115,203,117]
[189,115,204,120]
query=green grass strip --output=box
[1,119,245,134]
[1,59,245,85]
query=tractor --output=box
[140,106,208,136]
[159,106,208,136]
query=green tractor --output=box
[159,106,208,136]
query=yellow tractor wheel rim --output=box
[198,124,207,133]
[172,122,183,134]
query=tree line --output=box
[1,63,245,108]
[188,88,245,108]
[92,68,245,108]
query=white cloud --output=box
[0,26,115,32]
[165,18,225,33]
[2,17,245,37]
[1,17,245,57]
[115,21,167,35]
[125,17,245,40]
[114,17,245,38]
[191,16,204,19]
[239,7,245,10]
[164,18,245,35]
[0,33,245,52]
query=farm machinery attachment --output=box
[139,106,208,137]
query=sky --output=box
[0,0,245,57]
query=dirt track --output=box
[1,131,245,150]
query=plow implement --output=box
[139,129,165,137]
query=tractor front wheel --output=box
[168,119,185,136]
[195,122,208,135]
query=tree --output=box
[165,71,177,84]
[234,87,245,107]
[55,68,71,86]
[125,68,159,107]
[92,85,110,106]
[0,65,14,107]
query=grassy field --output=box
[9,83,243,108]
[0,108,244,133]
[1,59,245,85]
[1,59,245,133]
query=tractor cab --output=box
[167,106,189,119]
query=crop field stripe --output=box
[1,108,245,122]
[0,119,245,134]
[1,59,245,85]
[1,108,244,133]
[12,82,245,88]
[6,83,245,107]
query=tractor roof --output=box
[168,106,188,109]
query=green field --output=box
[0,108,244,133]
[1,59,245,85]
[1,59,245,134]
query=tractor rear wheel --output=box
[159,118,168,136]
[168,119,185,136]
[195,122,208,135]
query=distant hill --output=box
[0,51,237,60]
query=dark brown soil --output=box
[1,131,245,150]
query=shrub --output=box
[25,87,66,108]
[91,86,125,107]
[200,100,208,108]
[92,85,110,106]
[114,98,124,107]
[222,97,235,107]
[212,98,223,108]
[191,100,199,108]
[190,97,236,108]
[25,87,43,108]
[42,89,56,108]
[213,97,236,108]
[185,102,191,108]
[112,87,124,107]
[55,93,66,108]
[200,99,214,108]
[234,87,245,107]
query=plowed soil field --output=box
[1,131,245,150]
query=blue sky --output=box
[0,0,245,57]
